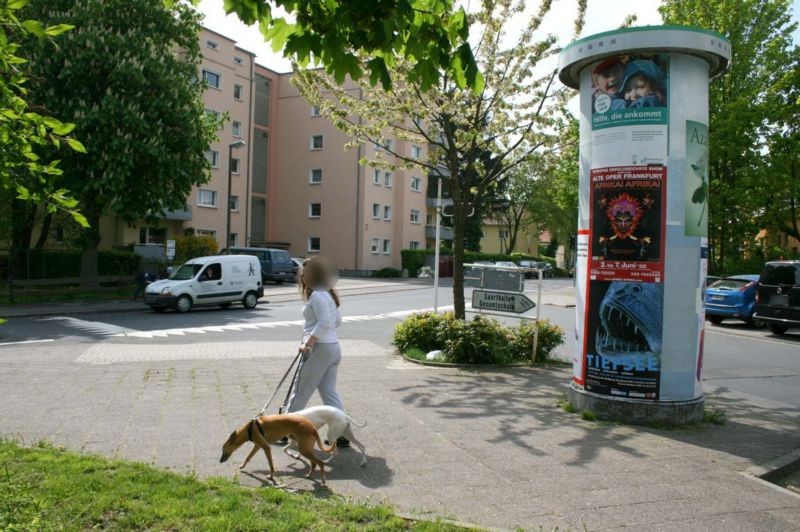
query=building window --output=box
[309,168,323,184]
[205,149,219,168]
[229,195,239,211]
[410,240,420,250]
[311,105,321,116]
[411,145,422,159]
[233,56,243,65]
[382,239,391,255]
[384,172,392,187]
[383,205,392,220]
[372,169,381,185]
[378,139,394,153]
[230,158,241,174]
[308,237,321,252]
[499,229,509,239]
[230,233,238,246]
[371,238,380,254]
[410,209,420,224]
[232,120,242,138]
[196,229,217,238]
[411,177,422,192]
[206,39,218,50]
[310,135,324,150]
[372,203,380,219]
[202,69,221,89]
[54,227,64,243]
[309,202,321,218]
[198,189,218,208]
[233,83,243,101]
[426,213,433,225]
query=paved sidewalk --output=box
[0,277,434,318]
[1,335,798,530]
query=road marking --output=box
[41,316,137,336]
[0,339,55,347]
[74,339,391,365]
[107,306,455,339]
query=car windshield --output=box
[170,264,203,281]
[709,279,750,290]
[761,264,800,286]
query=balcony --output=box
[160,205,192,221]
[426,225,454,240]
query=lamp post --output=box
[226,140,246,251]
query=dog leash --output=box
[256,349,303,416]
[278,349,306,414]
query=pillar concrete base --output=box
[568,384,704,426]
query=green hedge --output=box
[4,250,142,279]
[372,267,401,278]
[393,312,565,364]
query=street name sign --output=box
[472,290,535,314]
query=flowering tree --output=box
[293,0,585,318]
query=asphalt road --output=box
[2,279,798,407]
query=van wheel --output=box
[218,302,232,309]
[768,323,788,335]
[707,315,724,325]
[242,291,258,309]
[176,295,193,313]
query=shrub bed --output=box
[4,250,141,279]
[371,267,402,278]
[393,312,565,364]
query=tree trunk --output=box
[451,202,467,320]
[10,198,35,280]
[33,212,52,250]
[80,207,102,288]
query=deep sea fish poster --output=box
[584,281,663,399]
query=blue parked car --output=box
[705,274,761,326]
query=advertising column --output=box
[559,27,730,423]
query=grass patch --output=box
[557,398,577,414]
[703,407,727,425]
[580,410,597,422]
[0,440,466,531]
[404,347,427,361]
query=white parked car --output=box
[144,255,263,313]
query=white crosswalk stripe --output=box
[104,306,455,339]
[41,316,137,336]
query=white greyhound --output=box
[288,405,367,467]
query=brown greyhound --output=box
[219,414,335,483]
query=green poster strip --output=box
[684,120,709,237]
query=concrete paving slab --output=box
[1,334,799,531]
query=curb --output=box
[401,353,535,369]
[745,447,800,484]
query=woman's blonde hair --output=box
[299,256,340,307]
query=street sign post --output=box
[472,290,535,314]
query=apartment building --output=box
[269,74,427,271]
[28,27,429,272]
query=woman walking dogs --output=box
[285,256,350,447]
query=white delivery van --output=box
[144,255,263,313]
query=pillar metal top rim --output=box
[558,25,731,89]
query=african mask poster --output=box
[588,165,665,283]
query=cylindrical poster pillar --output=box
[558,26,730,424]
